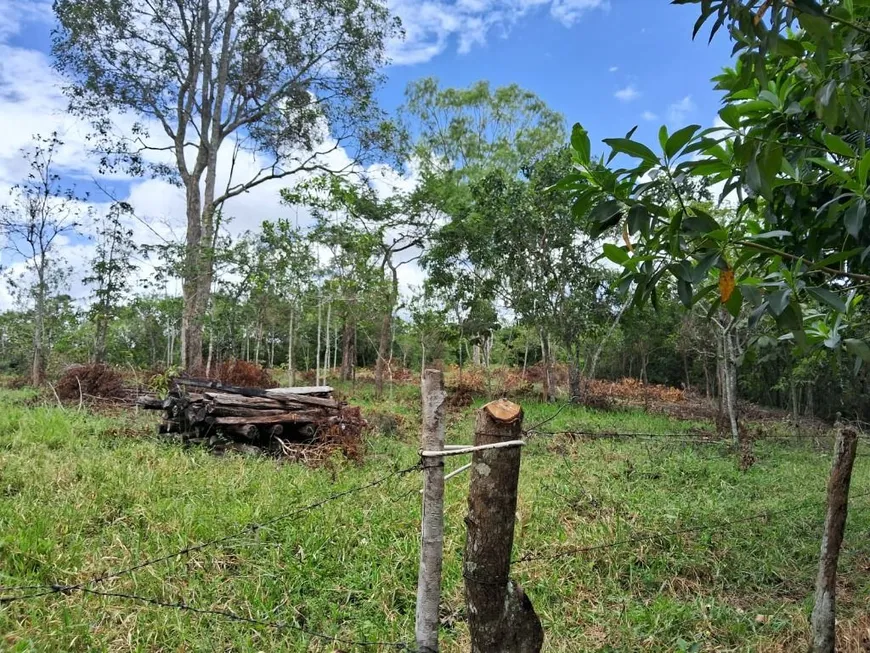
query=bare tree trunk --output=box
[540,329,554,403]
[587,299,628,382]
[718,325,740,444]
[472,342,482,365]
[703,359,711,398]
[341,316,355,381]
[316,294,322,386]
[205,325,214,378]
[811,427,858,653]
[416,370,447,653]
[323,300,332,382]
[790,378,800,424]
[522,332,529,379]
[93,315,109,365]
[31,267,46,385]
[375,311,391,396]
[287,310,295,387]
[464,400,543,653]
[683,352,691,390]
[375,263,399,397]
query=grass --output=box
[1,384,869,651]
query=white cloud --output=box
[0,0,51,41]
[609,65,619,72]
[614,85,641,102]
[641,110,658,121]
[386,0,608,65]
[668,95,696,124]
[550,0,609,27]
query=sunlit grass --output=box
[1,386,868,651]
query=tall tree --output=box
[0,134,86,385]
[85,203,139,363]
[289,176,437,394]
[406,78,567,379]
[53,0,400,372]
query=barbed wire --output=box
[0,463,421,601]
[77,587,413,650]
[522,428,858,441]
[512,489,870,565]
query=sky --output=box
[0,0,734,310]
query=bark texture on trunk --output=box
[375,311,391,396]
[416,370,447,653]
[464,399,543,653]
[811,427,858,653]
[341,317,355,381]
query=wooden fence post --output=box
[464,399,543,653]
[415,369,446,653]
[810,426,858,653]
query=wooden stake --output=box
[811,426,858,653]
[464,399,543,653]
[416,369,447,653]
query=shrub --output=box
[55,364,126,401]
[213,359,276,388]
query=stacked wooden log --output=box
[137,379,360,453]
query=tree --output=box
[53,0,401,372]
[85,203,139,363]
[563,0,870,430]
[0,134,86,385]
[408,79,568,385]
[289,176,437,395]
[426,149,605,401]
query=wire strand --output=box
[0,463,421,600]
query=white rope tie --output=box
[420,440,525,457]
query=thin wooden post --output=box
[810,426,858,653]
[416,369,447,653]
[464,399,543,653]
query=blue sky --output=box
[0,0,734,307]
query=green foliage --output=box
[563,0,870,371]
[2,389,870,649]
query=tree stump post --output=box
[464,399,543,653]
[416,370,447,653]
[810,426,858,653]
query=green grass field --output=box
[1,385,869,651]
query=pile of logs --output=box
[138,378,362,455]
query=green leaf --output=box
[758,143,783,190]
[725,286,743,317]
[806,287,847,313]
[845,338,870,363]
[859,151,870,188]
[768,288,792,316]
[602,243,630,265]
[808,157,851,182]
[845,197,867,239]
[758,90,781,108]
[682,208,721,234]
[811,248,864,270]
[602,138,660,164]
[719,105,740,129]
[774,302,803,332]
[664,124,701,159]
[677,279,693,308]
[571,123,591,165]
[589,199,622,224]
[823,133,855,158]
[658,125,669,152]
[815,80,839,129]
[627,204,651,237]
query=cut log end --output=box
[482,399,523,424]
